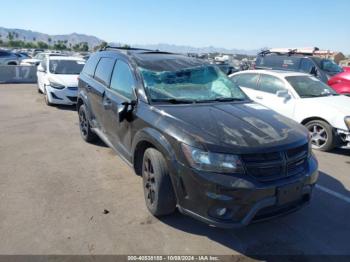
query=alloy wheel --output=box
[79,109,88,138]
[308,124,328,148]
[143,157,156,206]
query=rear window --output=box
[94,57,116,86]
[256,55,300,70]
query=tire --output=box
[44,86,53,106]
[78,104,97,143]
[305,120,335,152]
[37,83,43,94]
[142,148,176,216]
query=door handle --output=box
[256,96,263,100]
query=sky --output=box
[0,0,349,53]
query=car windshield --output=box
[140,65,248,103]
[286,75,338,98]
[49,60,85,75]
[319,59,343,73]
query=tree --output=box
[48,37,52,45]
[37,41,49,49]
[32,37,36,42]
[7,32,14,41]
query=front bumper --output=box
[171,155,319,228]
[46,85,78,105]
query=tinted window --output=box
[0,51,11,57]
[49,60,85,74]
[110,60,135,99]
[300,59,314,73]
[259,74,286,94]
[94,57,115,86]
[231,73,259,90]
[82,54,100,77]
[256,55,300,70]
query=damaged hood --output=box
[154,102,308,154]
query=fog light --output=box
[215,207,227,217]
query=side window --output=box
[232,74,259,90]
[110,60,135,99]
[83,54,100,78]
[300,59,314,73]
[259,74,286,94]
[94,57,115,86]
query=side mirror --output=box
[37,65,45,72]
[119,100,137,122]
[310,66,318,76]
[276,89,290,98]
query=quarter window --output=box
[110,60,135,99]
[259,75,286,94]
[94,57,115,86]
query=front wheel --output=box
[44,86,53,106]
[305,120,335,151]
[142,148,176,216]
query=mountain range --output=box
[0,26,259,54]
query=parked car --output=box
[37,56,85,106]
[230,70,350,151]
[77,47,318,228]
[214,62,239,75]
[0,50,22,65]
[21,52,66,66]
[255,51,350,96]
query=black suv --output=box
[255,51,344,83]
[77,47,318,228]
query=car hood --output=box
[301,95,350,115]
[48,74,79,87]
[154,102,308,154]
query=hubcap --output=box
[79,109,88,137]
[143,157,156,206]
[308,124,327,148]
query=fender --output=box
[131,127,177,164]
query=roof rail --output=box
[262,47,320,56]
[100,45,153,52]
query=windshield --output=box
[320,59,343,73]
[286,75,338,98]
[140,65,248,103]
[49,60,85,75]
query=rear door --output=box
[101,59,137,159]
[89,57,116,131]
[256,74,295,118]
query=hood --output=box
[154,102,308,154]
[301,95,350,115]
[48,74,79,87]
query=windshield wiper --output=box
[196,97,246,103]
[151,98,195,104]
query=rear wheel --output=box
[305,120,335,151]
[78,104,97,143]
[142,148,176,216]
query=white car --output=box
[37,56,85,106]
[230,70,350,151]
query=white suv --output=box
[230,70,350,151]
[37,56,85,106]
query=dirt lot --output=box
[0,84,350,258]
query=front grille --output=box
[67,86,78,90]
[67,96,77,102]
[242,144,308,182]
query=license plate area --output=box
[277,182,303,205]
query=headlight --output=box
[49,81,65,89]
[345,117,350,130]
[181,144,244,174]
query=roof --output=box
[131,52,209,71]
[231,69,309,78]
[49,56,85,61]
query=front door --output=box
[101,59,136,160]
[256,74,295,119]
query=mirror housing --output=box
[37,65,45,72]
[276,89,290,98]
[119,100,137,122]
[310,66,318,76]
